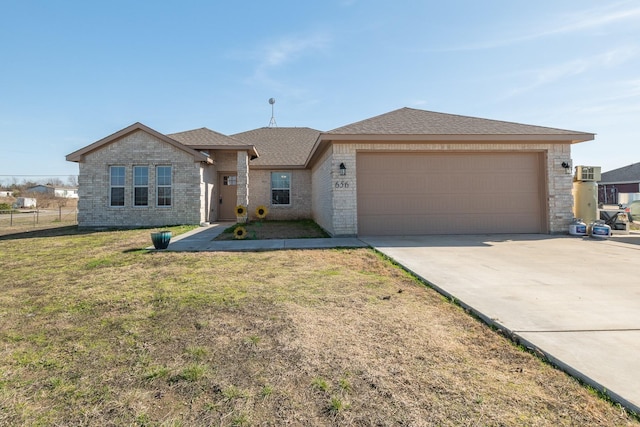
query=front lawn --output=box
[0,226,636,426]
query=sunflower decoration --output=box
[255,205,269,219]
[235,205,247,217]
[233,226,248,240]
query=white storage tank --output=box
[569,218,587,236]
[572,181,598,225]
[590,221,612,238]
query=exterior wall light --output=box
[561,161,572,174]
[339,162,346,176]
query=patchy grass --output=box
[215,219,329,240]
[0,225,637,426]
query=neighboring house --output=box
[66,107,594,235]
[598,162,640,204]
[0,189,14,197]
[27,184,79,199]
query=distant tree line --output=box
[0,175,78,193]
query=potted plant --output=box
[150,230,172,249]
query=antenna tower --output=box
[268,98,277,127]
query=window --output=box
[156,166,172,207]
[133,166,149,206]
[110,166,125,207]
[271,172,290,205]
[223,175,237,186]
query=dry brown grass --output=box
[0,225,637,426]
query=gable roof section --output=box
[232,127,321,167]
[326,107,594,142]
[600,162,640,184]
[167,128,258,158]
[66,122,211,163]
[305,107,595,167]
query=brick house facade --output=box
[66,108,594,235]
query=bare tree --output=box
[47,177,65,187]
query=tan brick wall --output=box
[201,162,216,223]
[322,141,575,235]
[311,146,334,235]
[77,130,205,228]
[248,169,312,220]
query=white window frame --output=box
[109,166,125,207]
[270,171,291,206]
[133,166,149,207]
[156,165,172,207]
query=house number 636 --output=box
[335,181,349,189]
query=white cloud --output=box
[547,3,640,37]
[245,32,331,90]
[436,3,640,52]
[262,34,330,68]
[505,46,640,98]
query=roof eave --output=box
[189,145,259,158]
[304,132,595,168]
[65,122,212,163]
[249,163,307,170]
[320,133,595,143]
[598,180,640,185]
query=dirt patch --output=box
[215,219,329,240]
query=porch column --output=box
[237,151,249,209]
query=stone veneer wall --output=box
[324,141,574,236]
[237,151,249,208]
[248,169,312,220]
[77,130,204,228]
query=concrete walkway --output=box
[160,222,368,251]
[359,233,640,414]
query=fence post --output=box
[59,206,62,222]
[10,210,13,227]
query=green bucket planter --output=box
[150,230,172,249]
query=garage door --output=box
[356,152,545,235]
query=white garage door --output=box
[356,152,545,235]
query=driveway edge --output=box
[371,247,640,416]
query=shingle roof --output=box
[232,127,321,167]
[600,162,640,183]
[167,128,249,148]
[328,107,592,136]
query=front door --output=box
[218,174,237,220]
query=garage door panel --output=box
[357,152,544,235]
[360,213,540,235]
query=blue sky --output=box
[1,0,639,184]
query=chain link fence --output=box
[0,207,78,231]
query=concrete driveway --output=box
[360,233,640,413]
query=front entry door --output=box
[218,174,237,220]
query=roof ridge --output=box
[327,106,594,135]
